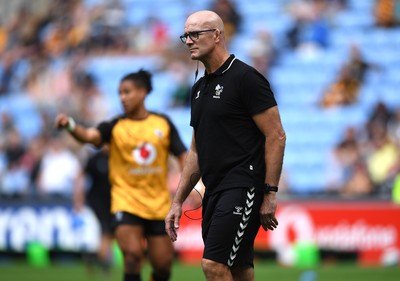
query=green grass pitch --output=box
[0,261,399,281]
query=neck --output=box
[127,108,149,120]
[203,51,230,74]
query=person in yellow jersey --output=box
[55,69,187,281]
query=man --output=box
[165,10,286,281]
[55,69,187,281]
[74,145,113,274]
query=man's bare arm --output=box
[166,131,201,241]
[253,105,286,231]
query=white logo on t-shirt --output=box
[213,84,223,99]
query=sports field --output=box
[1,262,399,281]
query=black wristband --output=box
[263,183,278,193]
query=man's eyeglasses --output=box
[180,29,216,43]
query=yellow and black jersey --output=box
[97,112,186,220]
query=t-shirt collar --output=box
[205,54,236,76]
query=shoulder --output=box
[100,114,125,125]
[148,111,170,121]
[233,58,255,72]
[97,115,125,131]
[148,111,178,126]
[230,58,262,81]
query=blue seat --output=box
[334,10,375,29]
[0,94,42,141]
[285,165,327,193]
[145,72,176,111]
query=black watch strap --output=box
[263,183,278,193]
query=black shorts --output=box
[112,211,167,236]
[202,187,263,268]
[89,203,113,235]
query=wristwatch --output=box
[263,183,278,193]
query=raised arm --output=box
[55,113,102,147]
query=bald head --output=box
[185,10,225,33]
[183,10,230,72]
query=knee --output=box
[121,247,142,268]
[152,256,172,276]
[202,258,230,279]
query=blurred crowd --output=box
[326,102,400,198]
[0,0,399,202]
[0,0,244,202]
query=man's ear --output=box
[215,29,222,42]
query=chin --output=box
[190,50,199,59]
[190,53,198,60]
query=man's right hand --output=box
[55,113,71,130]
[165,202,183,242]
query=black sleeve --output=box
[96,116,120,144]
[166,117,187,156]
[240,69,277,116]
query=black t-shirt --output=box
[190,55,277,195]
[85,150,111,209]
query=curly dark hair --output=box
[120,69,153,94]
